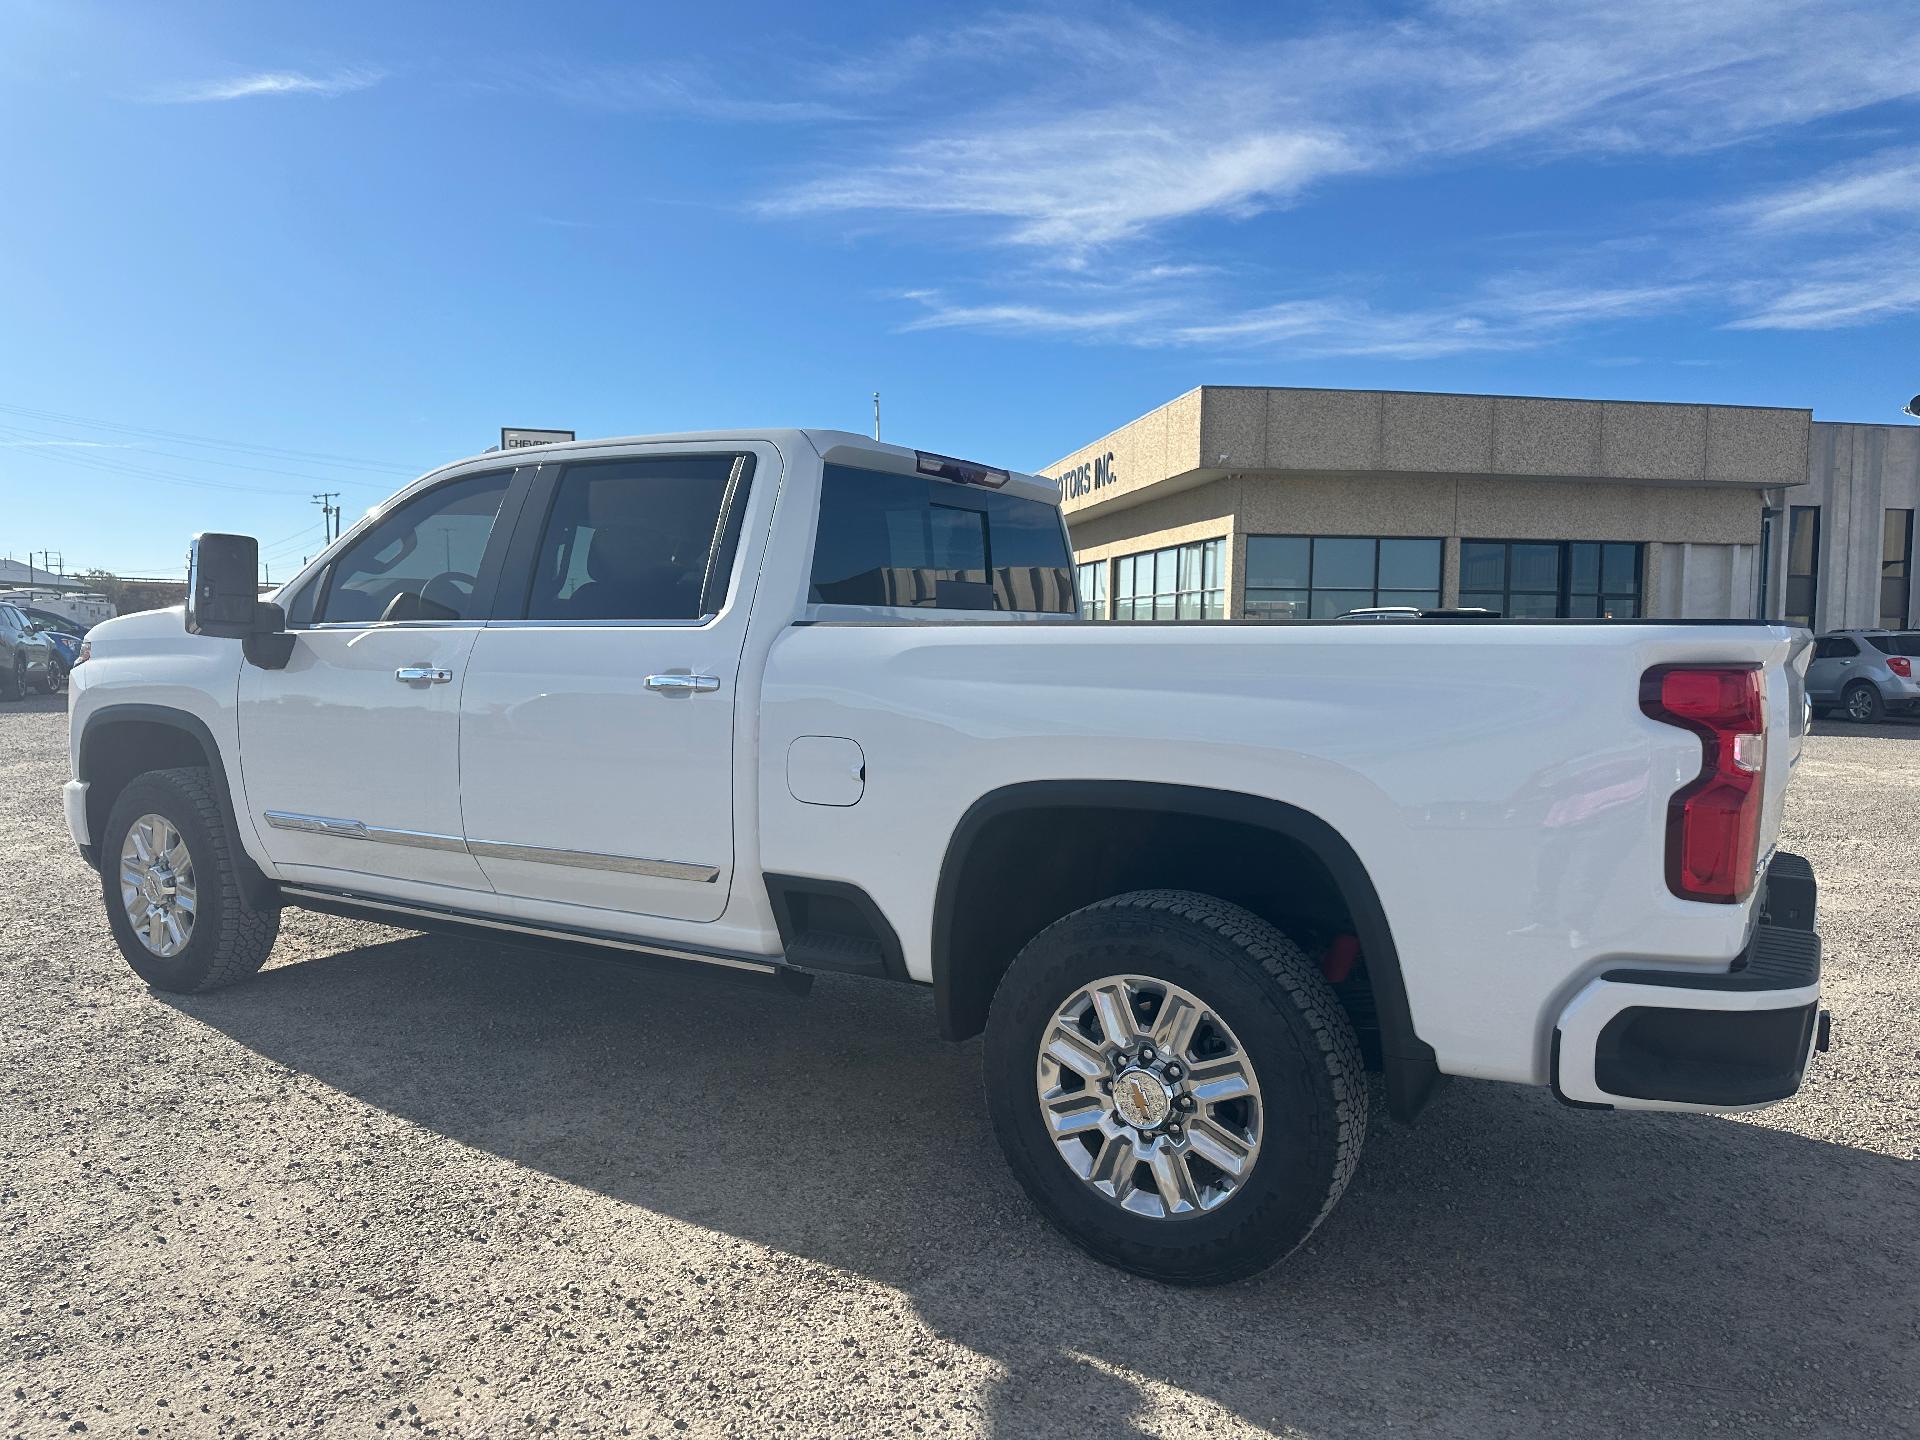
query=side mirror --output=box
[185,533,294,669]
[186,533,262,638]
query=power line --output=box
[0,426,373,497]
[0,419,395,490]
[0,399,422,475]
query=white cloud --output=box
[1732,151,1920,231]
[750,1,1920,352]
[768,2,1920,254]
[489,60,849,123]
[1727,244,1920,329]
[900,278,1704,358]
[156,68,384,103]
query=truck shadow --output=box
[166,931,1917,1439]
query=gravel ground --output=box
[3,689,1915,1440]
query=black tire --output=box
[2,652,23,700]
[984,889,1367,1285]
[101,767,280,993]
[1842,682,1884,724]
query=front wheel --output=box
[984,889,1367,1285]
[2,652,24,700]
[101,767,280,992]
[1843,682,1884,724]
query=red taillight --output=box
[1640,665,1766,904]
[1889,656,1913,678]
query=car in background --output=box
[1806,629,1920,722]
[0,602,59,699]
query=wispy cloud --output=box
[485,60,849,123]
[902,278,1705,359]
[154,67,384,104]
[1728,243,1920,329]
[768,2,1920,255]
[751,1,1920,353]
[1731,151,1920,231]
[0,439,131,449]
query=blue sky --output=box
[3,0,1918,579]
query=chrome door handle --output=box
[645,673,720,694]
[395,666,453,684]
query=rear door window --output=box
[519,454,751,622]
[808,463,1074,613]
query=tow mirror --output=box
[185,533,294,668]
[185,533,260,638]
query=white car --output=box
[65,429,1828,1283]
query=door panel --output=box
[459,626,740,921]
[237,465,523,892]
[239,626,490,889]
[457,450,758,926]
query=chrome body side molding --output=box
[263,810,718,881]
[466,838,719,883]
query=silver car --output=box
[1806,630,1920,722]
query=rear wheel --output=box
[102,767,279,992]
[1843,682,1883,724]
[984,889,1367,1285]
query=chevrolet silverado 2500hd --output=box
[66,429,1829,1284]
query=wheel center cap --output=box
[1112,1068,1172,1130]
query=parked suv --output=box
[0,603,57,699]
[1806,630,1920,722]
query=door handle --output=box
[395,666,453,684]
[644,673,720,694]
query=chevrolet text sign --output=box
[501,427,575,449]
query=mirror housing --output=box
[186,533,262,637]
[185,533,294,669]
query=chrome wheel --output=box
[119,813,197,958]
[1035,974,1262,1219]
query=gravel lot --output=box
[3,690,1916,1440]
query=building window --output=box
[1758,508,1777,619]
[1785,506,1819,629]
[1882,509,1913,631]
[1075,560,1109,620]
[1459,540,1642,618]
[1113,538,1224,619]
[1244,536,1442,619]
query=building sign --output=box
[501,427,575,449]
[1057,450,1119,501]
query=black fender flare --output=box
[76,703,277,909]
[932,779,1444,1122]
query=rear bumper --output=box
[1553,852,1829,1112]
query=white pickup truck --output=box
[66,429,1828,1283]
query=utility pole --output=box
[312,492,341,544]
[34,549,62,580]
[872,391,881,441]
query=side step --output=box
[279,884,814,995]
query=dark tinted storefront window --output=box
[1882,509,1913,631]
[1245,535,1441,619]
[1785,507,1820,629]
[1461,540,1642,618]
[808,464,1074,613]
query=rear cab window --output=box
[808,463,1075,614]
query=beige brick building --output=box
[1043,386,1917,632]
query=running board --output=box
[279,883,814,995]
